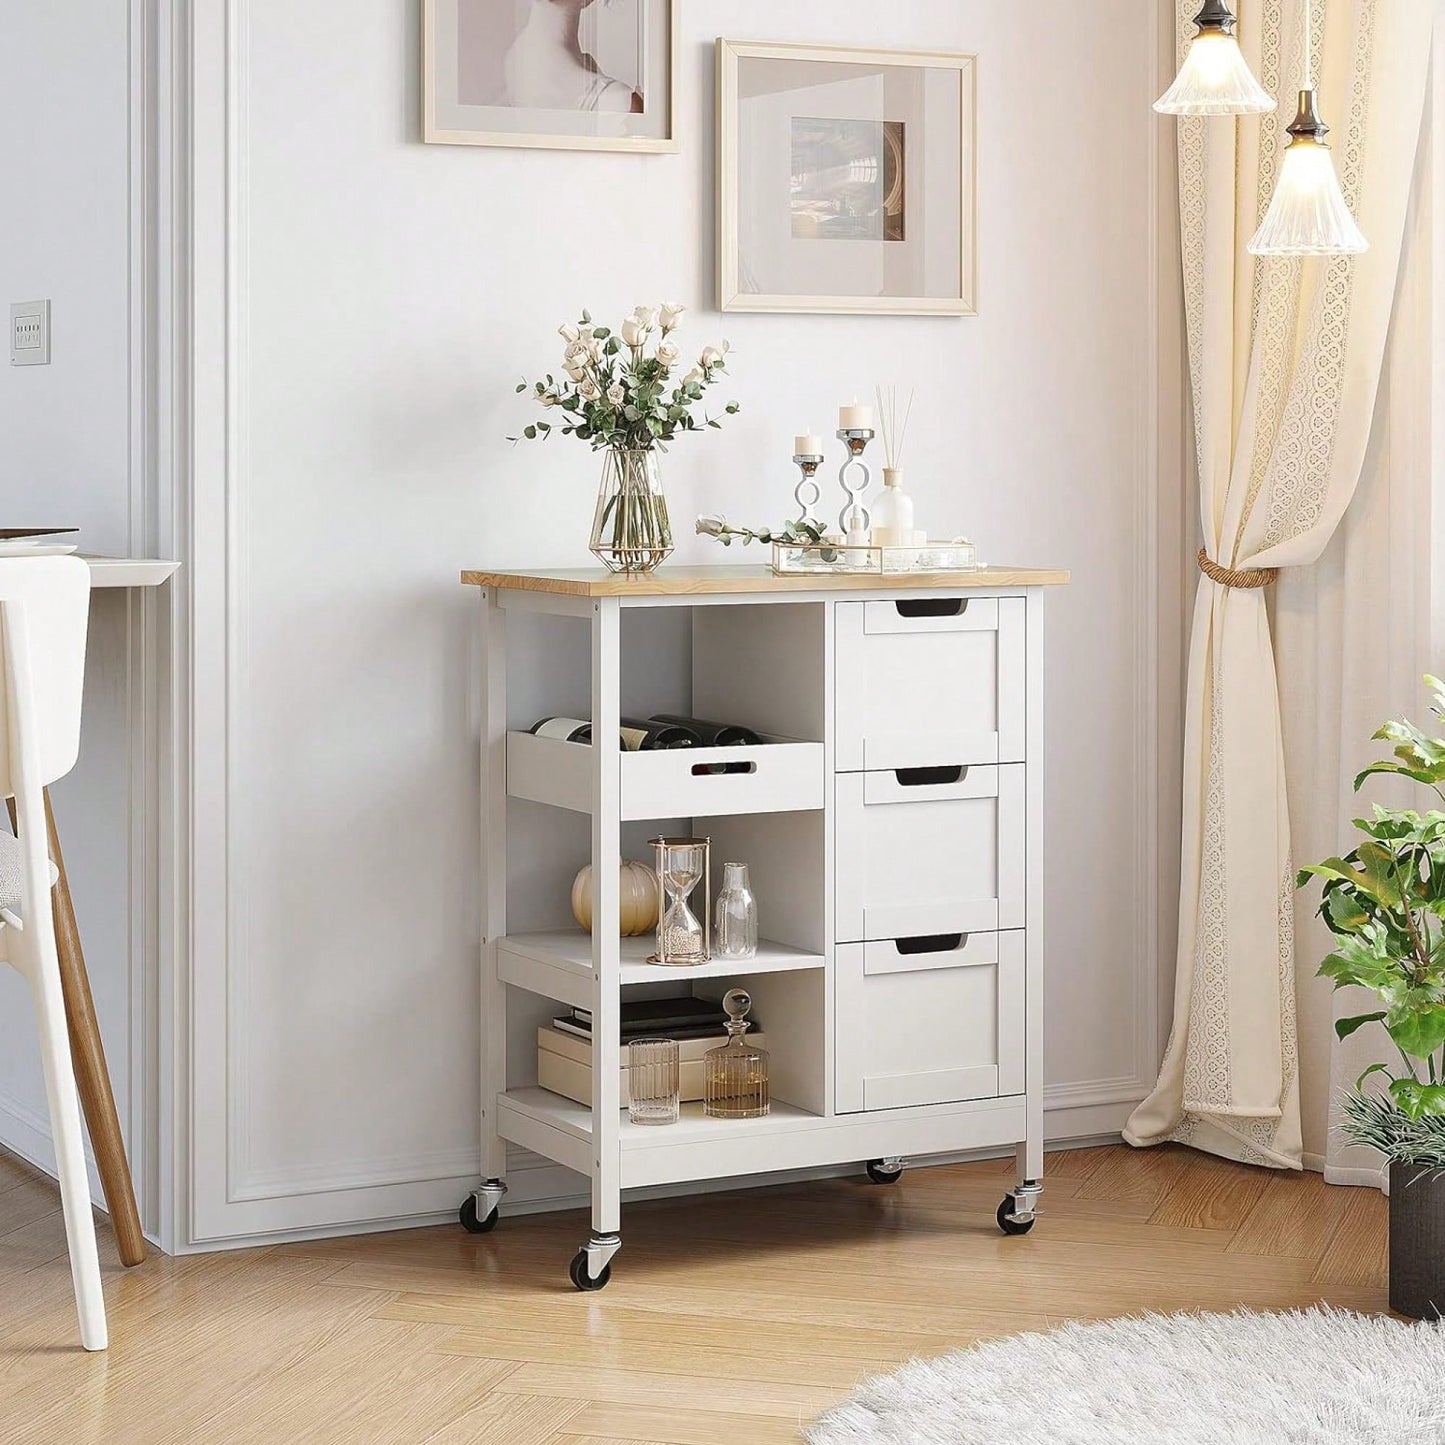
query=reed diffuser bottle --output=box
[872,385,917,547]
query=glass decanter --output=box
[648,836,710,964]
[715,862,758,960]
[704,989,770,1118]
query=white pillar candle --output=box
[838,399,874,431]
[794,432,823,456]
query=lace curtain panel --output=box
[1125,0,1432,1168]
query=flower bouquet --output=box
[515,304,738,573]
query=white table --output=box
[34,554,179,1265]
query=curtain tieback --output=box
[1197,548,1278,589]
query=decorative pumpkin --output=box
[571,860,660,937]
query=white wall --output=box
[171,0,1171,1247]
[0,3,145,1212]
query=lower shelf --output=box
[498,1086,819,1145]
[495,1085,1029,1191]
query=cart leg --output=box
[574,596,623,1293]
[997,1137,1044,1234]
[478,586,509,1208]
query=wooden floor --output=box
[0,1143,1388,1444]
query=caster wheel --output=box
[997,1197,1036,1235]
[569,1249,612,1292]
[866,1159,904,1185]
[459,1194,499,1234]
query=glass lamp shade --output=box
[1248,136,1368,256]
[1155,31,1277,116]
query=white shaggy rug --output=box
[805,1309,1445,1444]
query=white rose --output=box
[700,345,725,370]
[577,325,594,340]
[632,305,656,329]
[656,342,680,369]
[564,361,588,382]
[558,324,580,343]
[681,367,704,389]
[564,339,591,365]
[540,392,560,408]
[586,336,604,362]
[660,303,686,332]
[579,379,601,401]
[621,318,645,347]
[695,514,727,538]
[606,382,626,406]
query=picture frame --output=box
[423,0,679,154]
[716,39,977,317]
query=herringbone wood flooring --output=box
[0,1143,1388,1443]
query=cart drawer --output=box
[835,764,1025,943]
[622,740,824,820]
[835,933,1026,1113]
[507,731,825,820]
[835,596,1025,772]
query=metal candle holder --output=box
[836,428,876,533]
[791,452,825,528]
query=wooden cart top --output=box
[460,564,1070,597]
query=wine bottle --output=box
[529,716,592,743]
[648,714,762,747]
[530,716,701,750]
[619,716,701,750]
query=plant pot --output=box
[1389,1159,1445,1319]
[589,448,672,574]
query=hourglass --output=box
[647,837,710,965]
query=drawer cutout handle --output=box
[691,761,757,777]
[895,765,966,787]
[895,933,966,955]
[895,597,966,619]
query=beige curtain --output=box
[1276,97,1438,1183]
[1126,0,1432,1168]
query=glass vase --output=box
[590,448,673,574]
[715,862,757,960]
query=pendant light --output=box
[1155,0,1277,116]
[1248,0,1367,255]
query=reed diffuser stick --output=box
[875,385,916,471]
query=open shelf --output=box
[498,1085,822,1147]
[497,929,825,1008]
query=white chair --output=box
[0,555,105,1350]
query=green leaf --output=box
[523,425,537,439]
[1335,1012,1388,1042]
[1385,1004,1445,1061]
[515,383,526,393]
[1356,1060,1395,1092]
[1390,1078,1445,1120]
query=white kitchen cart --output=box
[460,563,1068,1290]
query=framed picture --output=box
[423,0,678,153]
[717,40,977,316]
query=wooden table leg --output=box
[13,792,148,1266]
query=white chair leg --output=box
[30,965,107,1351]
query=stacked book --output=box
[538,995,766,1108]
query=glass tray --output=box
[771,539,979,576]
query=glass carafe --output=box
[715,862,758,960]
[648,836,710,964]
[704,989,770,1118]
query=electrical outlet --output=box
[10,300,50,366]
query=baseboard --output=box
[0,1089,106,1208]
[166,1113,1136,1254]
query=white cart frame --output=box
[464,569,1060,1287]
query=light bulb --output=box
[1155,31,1278,116]
[1248,93,1368,256]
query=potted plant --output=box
[515,304,738,574]
[1299,677,1445,1319]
